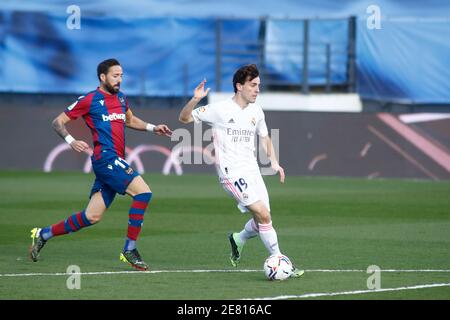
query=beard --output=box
[104,82,120,94]
[245,94,257,104]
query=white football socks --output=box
[238,218,259,244]
[258,221,281,255]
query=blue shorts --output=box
[89,152,139,208]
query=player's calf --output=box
[30,210,96,262]
[39,210,94,241]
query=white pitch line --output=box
[1,269,450,278]
[247,282,450,300]
[306,269,450,273]
[0,269,259,277]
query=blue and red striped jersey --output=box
[65,87,129,160]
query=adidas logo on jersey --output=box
[102,113,126,122]
[228,118,235,124]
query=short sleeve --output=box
[191,104,220,125]
[64,95,91,120]
[256,110,269,137]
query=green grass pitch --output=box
[0,171,449,299]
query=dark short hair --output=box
[232,64,259,93]
[97,58,121,81]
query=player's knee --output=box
[142,183,151,194]
[127,177,151,196]
[137,178,151,193]
[258,213,272,224]
[132,185,151,197]
[251,205,271,224]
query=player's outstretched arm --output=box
[126,110,172,137]
[179,79,210,124]
[262,135,285,183]
[52,112,89,152]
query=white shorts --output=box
[220,173,270,213]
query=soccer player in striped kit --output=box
[30,59,172,270]
[179,64,304,278]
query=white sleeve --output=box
[191,104,220,125]
[256,109,269,137]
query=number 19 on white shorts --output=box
[220,175,270,213]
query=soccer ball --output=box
[263,254,293,280]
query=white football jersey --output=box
[191,98,268,178]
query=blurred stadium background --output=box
[0,0,449,301]
[1,0,449,179]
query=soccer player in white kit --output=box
[179,64,303,278]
